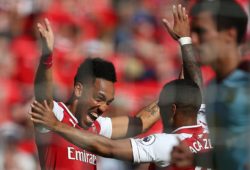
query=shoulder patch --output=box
[139,135,156,146]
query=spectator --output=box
[172,1,250,169]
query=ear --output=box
[74,82,83,98]
[223,28,237,44]
[171,104,177,116]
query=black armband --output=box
[126,117,143,137]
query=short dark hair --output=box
[158,79,202,116]
[74,58,117,85]
[191,0,248,44]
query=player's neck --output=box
[65,94,78,115]
[66,99,78,116]
[174,116,197,129]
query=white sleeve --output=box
[36,101,64,133]
[130,134,179,168]
[96,116,112,138]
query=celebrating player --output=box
[34,14,160,170]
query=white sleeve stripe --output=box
[58,102,78,123]
[96,117,112,138]
[53,101,64,121]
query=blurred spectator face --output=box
[191,11,224,67]
[75,79,114,129]
[0,37,16,78]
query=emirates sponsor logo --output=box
[67,147,96,165]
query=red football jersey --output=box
[35,102,111,170]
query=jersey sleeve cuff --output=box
[130,138,140,163]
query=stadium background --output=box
[0,0,249,169]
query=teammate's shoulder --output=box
[53,101,78,123]
[52,101,65,121]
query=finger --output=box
[33,100,46,109]
[182,7,188,21]
[44,100,50,110]
[31,103,44,114]
[162,19,171,32]
[31,117,44,124]
[45,18,52,32]
[37,23,43,30]
[29,111,44,120]
[162,19,179,40]
[172,5,178,23]
[37,23,46,35]
[177,4,183,21]
[182,7,186,19]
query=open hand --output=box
[29,100,58,131]
[171,141,194,168]
[162,4,190,40]
[37,18,54,56]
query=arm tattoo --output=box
[181,44,204,101]
[145,104,160,116]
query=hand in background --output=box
[162,4,190,40]
[37,18,54,56]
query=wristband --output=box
[178,37,192,45]
[42,54,53,69]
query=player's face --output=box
[191,11,224,67]
[76,78,115,129]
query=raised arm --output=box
[34,19,54,105]
[110,101,160,139]
[110,5,204,139]
[162,4,204,101]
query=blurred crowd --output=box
[0,0,249,169]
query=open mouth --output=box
[87,112,98,122]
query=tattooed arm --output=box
[181,44,203,99]
[162,4,204,101]
[110,101,160,139]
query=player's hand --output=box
[37,18,54,56]
[171,141,194,168]
[162,4,190,40]
[29,100,58,131]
